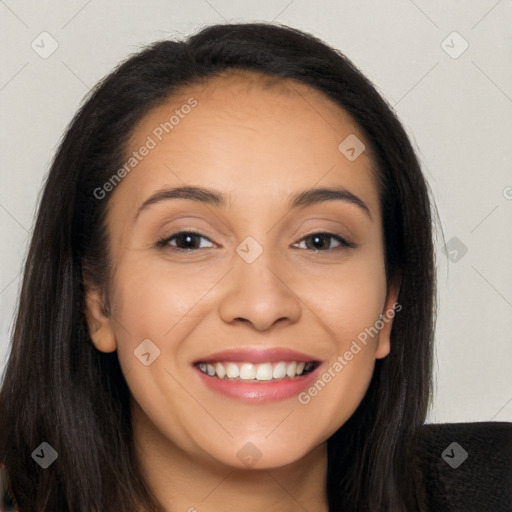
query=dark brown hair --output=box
[0,22,437,511]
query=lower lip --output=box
[193,364,323,403]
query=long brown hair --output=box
[0,22,437,511]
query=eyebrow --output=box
[135,185,372,220]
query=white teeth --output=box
[214,362,226,379]
[272,361,287,379]
[198,360,315,381]
[239,363,256,380]
[226,362,239,379]
[286,361,297,378]
[256,362,273,381]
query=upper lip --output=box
[194,347,320,364]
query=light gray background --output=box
[1,0,511,423]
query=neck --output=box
[131,400,329,512]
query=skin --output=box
[85,70,400,512]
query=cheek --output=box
[108,257,226,384]
[280,257,386,431]
[107,262,217,451]
[111,258,211,338]
[297,272,384,424]
[305,250,387,347]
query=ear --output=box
[84,283,117,353]
[375,271,402,359]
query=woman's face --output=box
[85,71,400,470]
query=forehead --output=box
[114,70,379,221]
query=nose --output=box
[218,249,302,332]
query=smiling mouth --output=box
[195,360,320,381]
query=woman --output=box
[0,22,437,511]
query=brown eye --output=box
[294,232,354,251]
[157,231,214,252]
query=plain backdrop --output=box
[1,0,511,423]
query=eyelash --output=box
[155,230,355,253]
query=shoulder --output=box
[413,422,512,512]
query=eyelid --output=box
[156,230,215,250]
[293,230,355,249]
